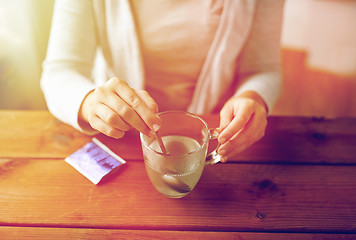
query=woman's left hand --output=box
[217,91,268,162]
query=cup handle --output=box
[205,128,221,165]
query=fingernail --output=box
[219,149,226,156]
[152,123,160,132]
[149,130,155,138]
[219,137,227,144]
[220,156,228,163]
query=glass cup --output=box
[140,111,221,198]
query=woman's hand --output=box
[79,77,161,138]
[217,91,268,162]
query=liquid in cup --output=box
[141,111,221,198]
[143,135,207,198]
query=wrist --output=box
[78,90,94,130]
[236,90,268,112]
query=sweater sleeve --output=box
[235,0,285,113]
[40,0,98,134]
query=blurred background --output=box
[0,0,355,117]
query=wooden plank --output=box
[1,159,355,233]
[1,111,356,164]
[0,110,150,161]
[0,111,91,159]
[235,116,356,164]
[1,227,355,240]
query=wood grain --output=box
[234,116,356,164]
[1,111,355,164]
[1,227,355,240]
[0,111,91,159]
[1,160,355,233]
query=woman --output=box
[41,0,284,162]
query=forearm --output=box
[41,0,98,133]
[236,90,268,112]
[234,0,284,113]
[235,71,282,114]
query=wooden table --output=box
[1,110,355,239]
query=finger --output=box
[218,128,252,161]
[115,97,153,136]
[218,111,267,159]
[136,90,159,113]
[219,104,234,132]
[93,100,132,132]
[88,114,125,139]
[112,79,161,132]
[104,78,157,135]
[218,106,254,144]
[220,142,249,162]
[94,87,138,132]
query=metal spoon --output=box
[162,174,191,193]
[154,133,191,193]
[154,132,167,155]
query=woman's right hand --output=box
[79,77,161,139]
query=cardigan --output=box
[41,0,284,133]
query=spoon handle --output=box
[154,132,168,155]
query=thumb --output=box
[218,103,234,132]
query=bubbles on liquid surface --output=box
[165,139,190,155]
[150,135,200,156]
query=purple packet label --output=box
[65,138,126,184]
